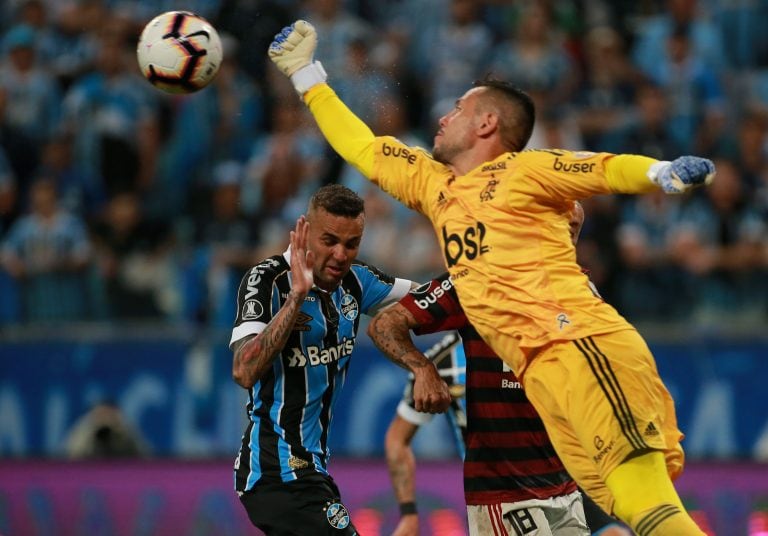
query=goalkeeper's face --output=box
[307,207,364,292]
[432,88,482,165]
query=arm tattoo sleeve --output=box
[369,307,430,371]
[232,290,305,386]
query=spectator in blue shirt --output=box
[0,177,92,322]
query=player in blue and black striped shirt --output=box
[229,184,451,535]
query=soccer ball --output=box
[136,11,223,94]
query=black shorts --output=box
[239,473,358,535]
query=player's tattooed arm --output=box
[368,304,451,413]
[232,289,306,388]
[368,303,425,370]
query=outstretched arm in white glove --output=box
[268,20,327,94]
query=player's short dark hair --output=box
[473,77,536,152]
[309,184,365,218]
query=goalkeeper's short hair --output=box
[473,76,535,152]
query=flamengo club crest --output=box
[480,179,498,201]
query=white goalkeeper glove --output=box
[647,156,716,194]
[268,20,327,95]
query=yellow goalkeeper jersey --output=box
[371,138,649,376]
[304,83,659,377]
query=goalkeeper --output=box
[268,20,714,535]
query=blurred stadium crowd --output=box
[1,0,768,330]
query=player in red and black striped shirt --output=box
[369,202,630,535]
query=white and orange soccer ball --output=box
[136,11,223,94]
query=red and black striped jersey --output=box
[399,273,577,505]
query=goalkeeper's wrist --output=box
[399,501,417,516]
[290,61,327,95]
[646,160,671,187]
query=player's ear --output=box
[476,111,499,138]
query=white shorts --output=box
[466,490,588,536]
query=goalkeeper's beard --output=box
[432,142,460,166]
[432,129,473,166]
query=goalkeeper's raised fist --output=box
[648,156,716,194]
[268,20,327,94]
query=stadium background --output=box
[1,0,768,534]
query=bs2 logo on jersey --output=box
[442,222,489,267]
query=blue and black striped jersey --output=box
[230,249,411,490]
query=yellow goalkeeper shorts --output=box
[521,329,685,513]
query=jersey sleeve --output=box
[371,136,446,218]
[304,85,449,218]
[398,273,468,335]
[353,261,412,315]
[304,84,375,177]
[518,149,659,200]
[229,256,284,349]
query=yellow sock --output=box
[605,451,705,535]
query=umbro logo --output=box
[644,421,660,437]
[437,191,447,206]
[293,312,312,331]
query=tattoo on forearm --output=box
[234,291,305,382]
[370,310,428,370]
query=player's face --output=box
[569,201,585,246]
[432,88,482,165]
[307,207,364,291]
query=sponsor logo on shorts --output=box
[340,293,358,320]
[325,502,350,529]
[592,435,615,464]
[242,300,263,320]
